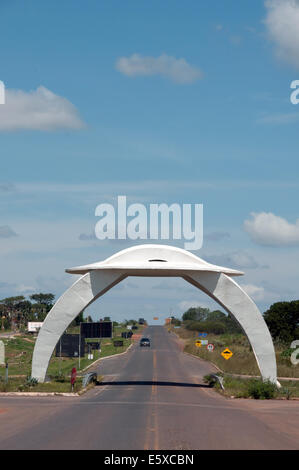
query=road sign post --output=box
[0,340,5,365]
[78,332,81,370]
[59,337,62,376]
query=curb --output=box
[0,383,98,397]
[0,341,134,397]
[81,342,134,372]
[0,392,79,397]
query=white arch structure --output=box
[31,245,279,385]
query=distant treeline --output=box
[172,300,299,344]
[0,293,91,331]
[0,293,147,331]
[181,307,243,335]
[0,293,55,330]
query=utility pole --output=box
[78,329,81,370]
[5,362,8,383]
[59,338,62,375]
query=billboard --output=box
[80,321,112,338]
[85,341,101,351]
[28,322,43,332]
[55,334,85,357]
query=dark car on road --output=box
[140,337,151,347]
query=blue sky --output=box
[1,0,299,323]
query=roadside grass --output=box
[0,376,84,393]
[218,375,299,399]
[0,336,34,376]
[171,326,299,378]
[0,324,143,389]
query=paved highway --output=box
[0,326,299,449]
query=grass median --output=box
[0,324,143,392]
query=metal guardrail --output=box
[82,372,97,388]
[210,374,225,390]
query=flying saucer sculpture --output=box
[31,245,278,385]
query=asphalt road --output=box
[0,325,299,450]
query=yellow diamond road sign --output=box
[221,348,233,360]
[195,340,202,347]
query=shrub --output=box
[203,374,217,387]
[281,348,293,358]
[185,320,226,335]
[26,376,38,387]
[51,372,66,383]
[247,379,277,399]
[0,382,8,392]
[280,387,292,400]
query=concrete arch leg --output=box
[184,272,279,386]
[31,271,126,382]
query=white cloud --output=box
[178,301,198,312]
[257,112,299,125]
[205,231,230,242]
[115,53,202,84]
[16,284,36,294]
[264,0,299,68]
[229,35,242,46]
[0,225,17,238]
[0,86,85,131]
[79,232,96,241]
[0,183,15,192]
[240,283,265,301]
[178,300,212,312]
[244,212,299,246]
[207,251,262,269]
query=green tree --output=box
[30,293,55,308]
[74,311,84,326]
[30,293,55,321]
[170,317,181,326]
[206,310,226,322]
[0,296,28,329]
[0,296,26,306]
[182,306,210,322]
[264,301,299,344]
[223,313,243,334]
[185,320,226,334]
